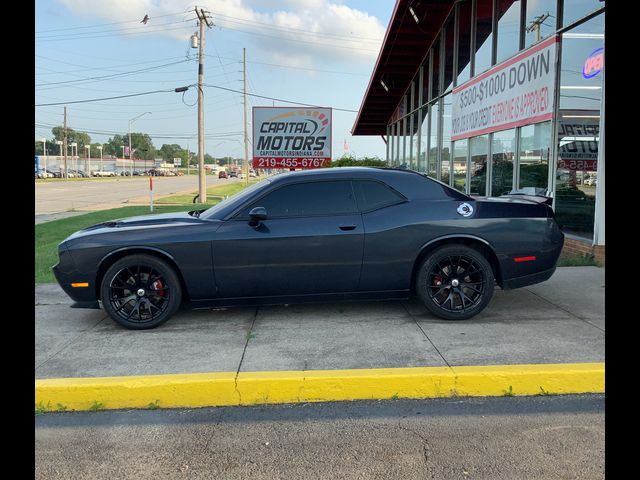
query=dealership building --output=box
[353,0,605,262]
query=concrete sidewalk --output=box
[35,267,604,380]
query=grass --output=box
[557,254,600,267]
[89,401,105,412]
[155,180,258,204]
[35,204,206,283]
[35,180,258,284]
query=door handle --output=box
[339,224,357,231]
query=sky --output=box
[35,0,395,160]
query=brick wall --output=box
[560,236,605,265]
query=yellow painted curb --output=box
[35,363,604,412]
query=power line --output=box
[214,24,379,53]
[202,83,358,112]
[209,12,382,43]
[203,54,367,76]
[36,59,192,87]
[36,24,194,42]
[35,121,243,139]
[35,11,191,33]
[35,89,177,106]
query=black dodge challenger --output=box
[53,168,564,329]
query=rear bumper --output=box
[502,266,557,290]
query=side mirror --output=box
[248,206,267,227]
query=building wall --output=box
[386,0,604,260]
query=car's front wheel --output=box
[416,245,494,320]
[100,254,182,329]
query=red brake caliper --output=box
[151,279,165,297]
[432,275,443,287]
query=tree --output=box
[204,153,216,164]
[327,156,387,168]
[51,126,91,150]
[129,132,156,160]
[159,144,183,162]
[104,134,127,157]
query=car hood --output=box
[65,211,212,241]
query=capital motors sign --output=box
[252,107,332,169]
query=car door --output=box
[212,180,364,298]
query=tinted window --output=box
[354,180,405,212]
[242,181,356,218]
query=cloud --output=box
[54,0,384,67]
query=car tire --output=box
[100,254,182,329]
[416,244,495,320]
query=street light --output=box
[129,112,151,176]
[84,144,91,173]
[97,145,103,173]
[70,142,77,176]
[40,138,47,173]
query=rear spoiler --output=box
[499,192,553,206]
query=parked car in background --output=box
[53,167,564,329]
[218,171,228,179]
[92,170,117,177]
[249,170,257,178]
[584,176,597,186]
[229,171,238,178]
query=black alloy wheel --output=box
[416,245,494,320]
[100,254,182,329]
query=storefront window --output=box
[525,0,556,48]
[388,124,392,165]
[441,95,452,185]
[563,0,603,27]
[469,135,488,196]
[431,38,441,99]
[422,60,430,106]
[457,0,473,85]
[401,117,407,166]
[418,108,428,172]
[428,101,439,177]
[519,122,550,191]
[396,121,401,166]
[475,0,494,74]
[554,14,603,240]
[491,129,516,196]
[453,139,468,192]
[496,0,521,64]
[442,15,455,93]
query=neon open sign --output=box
[583,48,604,79]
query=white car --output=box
[92,170,117,177]
[584,177,597,186]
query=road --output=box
[34,176,239,217]
[35,395,604,479]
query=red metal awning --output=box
[352,0,455,136]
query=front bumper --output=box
[52,244,98,304]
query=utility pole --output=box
[195,6,212,203]
[243,48,249,186]
[187,142,190,176]
[526,12,550,43]
[63,106,68,180]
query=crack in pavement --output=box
[234,307,259,405]
[397,421,434,479]
[525,289,605,333]
[35,314,109,372]
[401,303,454,370]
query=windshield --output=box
[199,178,272,219]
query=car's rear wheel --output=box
[100,254,182,329]
[416,245,494,320]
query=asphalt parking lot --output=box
[35,267,604,380]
